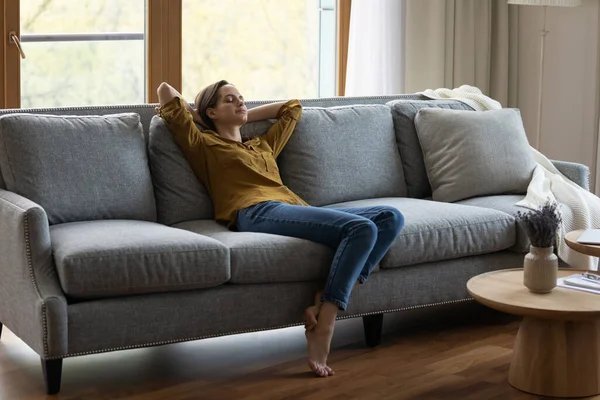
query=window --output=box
[2,0,346,108]
[19,0,146,108]
[180,0,336,102]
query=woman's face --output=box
[208,84,248,127]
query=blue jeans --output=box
[236,201,404,311]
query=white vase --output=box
[523,245,558,293]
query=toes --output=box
[315,364,330,377]
[308,360,329,378]
[325,366,335,376]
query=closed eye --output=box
[224,94,243,103]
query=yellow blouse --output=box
[159,97,308,228]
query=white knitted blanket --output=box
[420,85,600,270]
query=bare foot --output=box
[305,326,335,377]
[304,305,320,331]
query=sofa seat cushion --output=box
[50,220,230,299]
[456,195,530,253]
[324,198,516,269]
[173,220,335,284]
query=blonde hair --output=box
[193,80,230,131]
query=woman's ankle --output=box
[315,302,338,329]
[313,291,323,306]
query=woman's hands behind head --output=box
[191,109,203,125]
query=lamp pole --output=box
[536,5,549,151]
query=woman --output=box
[157,80,404,377]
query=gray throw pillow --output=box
[278,105,407,206]
[0,112,156,224]
[414,108,536,203]
[386,99,475,199]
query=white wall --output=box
[516,0,600,192]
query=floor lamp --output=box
[507,0,582,150]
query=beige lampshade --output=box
[507,0,581,6]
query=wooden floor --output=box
[1,303,595,400]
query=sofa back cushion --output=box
[278,105,407,206]
[148,116,214,225]
[0,113,156,225]
[386,99,474,199]
[148,116,276,225]
[414,108,536,203]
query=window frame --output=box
[2,0,20,108]
[337,0,351,96]
[147,0,181,104]
[318,0,336,98]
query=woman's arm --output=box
[157,82,201,123]
[262,99,302,157]
[246,101,288,122]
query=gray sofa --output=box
[0,94,588,395]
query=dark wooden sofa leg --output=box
[363,313,384,347]
[41,358,63,395]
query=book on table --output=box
[557,273,600,294]
[576,229,600,245]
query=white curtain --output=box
[404,0,518,107]
[344,0,405,96]
[344,0,518,107]
[596,52,600,194]
[596,114,600,192]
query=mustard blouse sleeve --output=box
[159,97,204,147]
[263,99,302,157]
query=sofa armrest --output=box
[0,189,67,358]
[550,160,590,191]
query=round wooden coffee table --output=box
[565,229,600,257]
[467,268,600,398]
